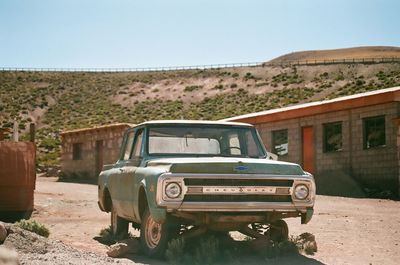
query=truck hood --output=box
[146,157,304,175]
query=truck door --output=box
[118,128,144,219]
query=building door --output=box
[302,126,315,174]
[95,140,104,176]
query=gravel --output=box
[1,224,134,265]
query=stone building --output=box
[225,87,400,196]
[60,123,132,179]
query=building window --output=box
[72,143,83,160]
[363,116,386,149]
[272,129,288,156]
[323,122,343,152]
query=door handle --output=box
[119,168,124,173]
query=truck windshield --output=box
[148,126,265,158]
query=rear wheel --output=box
[140,209,176,258]
[111,205,129,239]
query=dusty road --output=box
[32,176,400,265]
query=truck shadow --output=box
[94,233,326,265]
[124,253,326,265]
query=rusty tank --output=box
[0,141,36,222]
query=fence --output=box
[0,62,262,73]
[0,57,399,73]
[265,57,400,67]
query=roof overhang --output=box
[60,123,134,136]
[224,86,400,124]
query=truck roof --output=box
[136,120,253,127]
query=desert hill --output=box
[269,46,400,63]
[0,47,400,167]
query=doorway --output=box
[302,126,315,174]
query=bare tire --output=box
[269,219,289,242]
[111,205,129,239]
[140,209,175,258]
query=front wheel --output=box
[269,219,289,242]
[140,209,175,258]
[111,205,129,239]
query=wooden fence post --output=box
[12,121,18,142]
[29,123,35,143]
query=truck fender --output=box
[136,180,167,224]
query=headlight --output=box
[294,184,309,200]
[165,182,182,199]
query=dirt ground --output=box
[32,176,400,265]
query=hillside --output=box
[269,46,400,63]
[1,48,400,168]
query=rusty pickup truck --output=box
[98,120,315,257]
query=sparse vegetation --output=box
[96,226,136,245]
[212,84,224,90]
[184,85,203,92]
[15,220,50,238]
[1,64,399,168]
[98,226,116,245]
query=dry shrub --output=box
[166,234,234,265]
[291,232,318,255]
[98,226,116,245]
[15,220,49,238]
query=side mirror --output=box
[266,152,278,161]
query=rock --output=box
[298,232,318,255]
[0,246,19,265]
[0,222,7,243]
[106,239,140,258]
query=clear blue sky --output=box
[0,0,399,68]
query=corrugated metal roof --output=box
[223,86,400,123]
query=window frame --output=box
[130,128,145,159]
[323,121,343,153]
[145,125,265,158]
[121,130,136,161]
[363,115,386,150]
[271,129,289,156]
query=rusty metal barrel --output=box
[0,142,36,222]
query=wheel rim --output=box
[145,215,162,249]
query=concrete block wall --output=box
[350,102,399,190]
[255,102,400,194]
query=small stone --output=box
[0,222,7,243]
[0,246,19,265]
[106,238,140,258]
[107,243,130,258]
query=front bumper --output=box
[156,173,316,216]
[162,201,312,213]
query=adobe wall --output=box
[61,127,126,179]
[397,120,400,196]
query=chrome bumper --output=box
[156,173,316,213]
[165,201,313,213]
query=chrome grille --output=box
[184,178,293,187]
[183,194,292,202]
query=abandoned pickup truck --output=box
[98,120,315,257]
